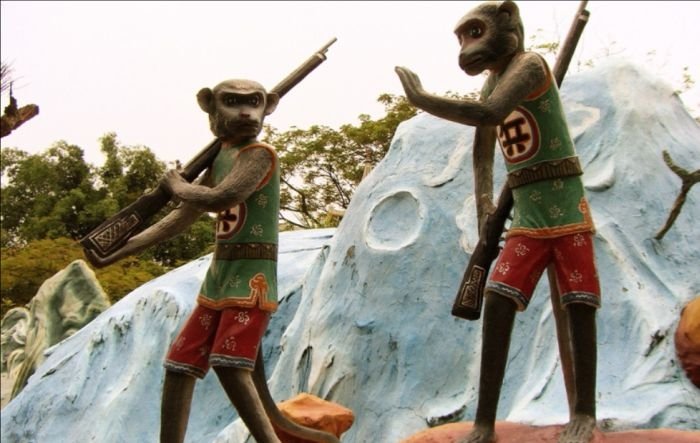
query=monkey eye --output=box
[222,94,241,107]
[469,25,483,38]
[221,93,262,108]
[248,95,260,107]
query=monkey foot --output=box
[558,414,596,443]
[456,424,495,443]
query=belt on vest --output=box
[507,156,583,188]
[214,242,278,261]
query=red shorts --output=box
[485,232,600,311]
[163,304,270,378]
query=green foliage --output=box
[0,237,167,316]
[1,133,213,311]
[1,94,417,312]
[264,94,417,228]
[94,255,167,305]
[96,132,167,208]
[675,66,696,95]
[526,28,560,56]
[1,238,82,314]
[1,141,104,243]
[147,215,216,267]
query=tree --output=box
[1,237,167,315]
[92,132,216,267]
[1,141,103,243]
[96,132,166,208]
[0,132,211,256]
[264,94,417,228]
[1,133,215,311]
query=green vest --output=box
[198,141,280,311]
[489,56,595,238]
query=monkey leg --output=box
[252,350,340,443]
[160,370,196,443]
[214,366,281,443]
[460,293,517,443]
[558,304,597,443]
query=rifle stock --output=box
[452,184,512,319]
[451,1,590,320]
[79,138,222,260]
[81,38,337,265]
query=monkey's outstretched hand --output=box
[395,66,427,107]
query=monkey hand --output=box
[476,194,497,238]
[161,169,187,195]
[395,66,426,105]
[479,194,497,218]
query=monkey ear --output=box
[264,92,280,116]
[196,88,214,114]
[498,0,520,18]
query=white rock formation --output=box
[2,59,699,443]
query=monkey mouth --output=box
[229,121,261,133]
[460,55,485,73]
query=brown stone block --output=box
[274,393,354,443]
[400,421,700,443]
[675,296,700,388]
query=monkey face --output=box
[454,1,524,76]
[456,16,492,75]
[212,90,266,138]
[197,79,280,140]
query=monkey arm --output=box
[473,125,498,227]
[395,53,547,127]
[164,146,273,214]
[86,202,205,267]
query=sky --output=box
[1,1,698,167]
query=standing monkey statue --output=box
[396,2,599,443]
[90,79,339,443]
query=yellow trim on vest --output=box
[197,293,278,312]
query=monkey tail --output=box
[253,346,341,443]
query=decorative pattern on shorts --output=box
[486,281,529,311]
[163,360,207,379]
[209,354,256,371]
[561,291,600,308]
[486,232,601,311]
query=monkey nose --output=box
[459,53,484,75]
[458,53,470,70]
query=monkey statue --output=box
[395,2,599,443]
[92,79,339,443]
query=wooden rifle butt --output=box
[79,185,171,260]
[452,263,487,320]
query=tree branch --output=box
[655,150,700,240]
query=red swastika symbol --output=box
[216,203,247,239]
[498,107,540,163]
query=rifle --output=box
[451,1,590,320]
[80,38,337,264]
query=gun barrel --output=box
[81,38,336,262]
[271,37,337,98]
[318,37,338,56]
[552,0,590,87]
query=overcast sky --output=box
[1,1,698,166]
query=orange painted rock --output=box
[399,421,700,443]
[675,296,700,388]
[274,393,354,443]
